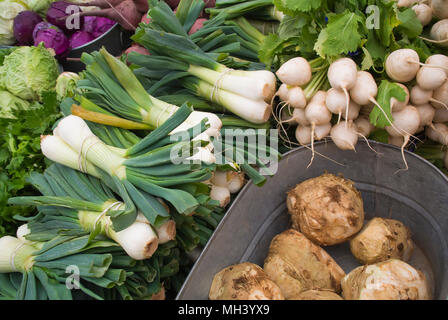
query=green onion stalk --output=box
[8,164,177,261]
[41,105,216,232]
[207,0,284,22]
[76,48,222,137]
[129,1,277,125]
[0,234,177,300]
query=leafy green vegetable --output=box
[273,0,322,15]
[0,91,61,236]
[370,80,406,128]
[0,44,59,101]
[0,90,30,119]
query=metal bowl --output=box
[61,23,133,72]
[177,140,448,300]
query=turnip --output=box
[277,83,289,102]
[342,100,361,121]
[295,126,312,145]
[389,135,405,148]
[426,123,448,145]
[328,58,358,123]
[431,0,448,19]
[391,83,409,112]
[314,123,332,140]
[412,4,433,26]
[326,88,347,122]
[385,106,421,170]
[434,108,448,122]
[292,108,310,126]
[385,49,420,82]
[428,19,448,47]
[410,85,447,109]
[355,117,375,137]
[287,87,307,109]
[416,66,447,90]
[330,121,359,151]
[432,80,448,109]
[396,0,417,7]
[416,103,436,126]
[426,55,448,76]
[276,57,312,87]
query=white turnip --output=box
[391,83,409,112]
[276,57,312,87]
[287,87,307,109]
[412,4,433,26]
[426,123,448,145]
[295,125,312,145]
[277,83,289,102]
[328,58,358,123]
[355,117,375,137]
[431,0,448,19]
[429,19,448,47]
[389,135,405,148]
[342,100,361,120]
[426,55,448,76]
[331,121,359,151]
[385,106,421,170]
[432,80,448,109]
[326,88,347,122]
[416,66,447,90]
[314,123,332,140]
[385,49,420,82]
[416,103,436,126]
[434,108,448,122]
[292,108,310,126]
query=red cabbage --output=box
[13,11,43,45]
[46,1,84,33]
[82,16,115,38]
[33,22,70,58]
[70,31,94,48]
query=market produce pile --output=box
[210,174,431,300]
[1,0,448,300]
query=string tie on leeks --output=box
[78,137,103,174]
[211,69,232,103]
[10,241,26,272]
[93,201,123,237]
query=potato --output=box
[263,229,345,299]
[290,289,344,300]
[342,259,430,300]
[350,217,414,264]
[209,262,284,300]
[287,173,365,246]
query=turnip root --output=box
[295,125,312,145]
[326,88,348,122]
[350,217,414,265]
[416,103,436,126]
[434,108,448,122]
[342,101,361,120]
[209,262,285,300]
[341,259,431,300]
[286,174,365,246]
[429,19,448,47]
[426,55,448,76]
[276,57,312,87]
[412,4,433,26]
[292,108,310,126]
[391,83,410,112]
[389,135,405,147]
[277,83,289,102]
[426,123,448,144]
[386,49,420,82]
[432,80,448,109]
[431,0,448,19]
[385,106,421,170]
[416,66,447,91]
[355,117,375,137]
[331,121,359,151]
[287,87,307,109]
[328,58,358,122]
[411,85,447,109]
[314,123,332,140]
[263,230,346,298]
[290,289,344,300]
[396,0,417,7]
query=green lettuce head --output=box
[56,72,80,100]
[0,43,59,101]
[0,90,30,119]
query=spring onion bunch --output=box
[8,164,177,260]
[129,0,277,124]
[75,48,222,136]
[41,104,216,232]
[0,234,178,300]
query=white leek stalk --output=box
[40,135,102,178]
[210,185,231,208]
[211,171,246,194]
[0,236,35,273]
[187,147,216,164]
[155,220,176,244]
[55,115,127,179]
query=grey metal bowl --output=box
[61,23,132,72]
[177,140,448,300]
